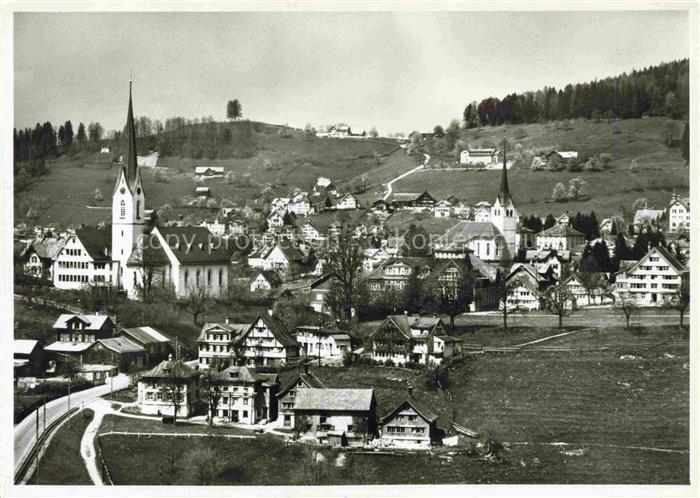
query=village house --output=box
[668,192,690,233]
[536,224,585,252]
[632,208,665,233]
[294,326,352,358]
[288,194,314,216]
[249,270,283,292]
[137,357,201,418]
[369,314,462,366]
[247,241,306,272]
[291,388,378,446]
[614,245,688,305]
[433,199,453,218]
[86,336,147,372]
[378,387,440,449]
[298,219,325,242]
[504,275,541,311]
[545,150,578,168]
[459,148,498,166]
[524,249,569,279]
[236,312,300,367]
[387,191,436,212]
[276,366,326,429]
[51,313,116,343]
[362,247,391,273]
[20,235,65,281]
[194,166,225,179]
[197,320,249,369]
[267,209,288,229]
[52,228,115,289]
[331,193,360,211]
[117,326,174,367]
[558,273,613,308]
[213,365,280,424]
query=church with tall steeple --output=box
[432,138,532,264]
[111,82,231,300]
[112,80,146,297]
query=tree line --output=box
[462,59,689,127]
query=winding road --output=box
[382,153,430,200]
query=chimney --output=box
[407,382,413,396]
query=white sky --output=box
[14,10,690,135]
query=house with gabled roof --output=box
[137,356,201,417]
[249,241,306,272]
[504,274,541,311]
[249,270,283,293]
[276,364,326,429]
[15,339,45,378]
[614,245,688,305]
[291,388,378,446]
[21,236,65,281]
[294,325,352,359]
[213,365,280,424]
[52,313,116,343]
[536,223,585,252]
[379,386,441,449]
[369,314,461,366]
[196,320,249,369]
[236,312,299,367]
[87,336,147,372]
[117,326,173,366]
[53,228,115,289]
[331,193,360,211]
[309,272,335,313]
[433,199,453,218]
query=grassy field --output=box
[99,414,252,435]
[28,408,94,485]
[391,116,688,216]
[96,320,688,484]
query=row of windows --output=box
[120,199,141,219]
[60,333,95,342]
[183,268,224,286]
[386,426,425,434]
[63,248,83,256]
[58,274,90,283]
[220,397,249,405]
[58,261,89,269]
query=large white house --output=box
[460,148,498,166]
[53,228,115,289]
[536,224,585,252]
[614,245,688,305]
[137,357,200,418]
[294,326,352,358]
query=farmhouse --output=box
[195,186,211,198]
[459,148,498,166]
[387,191,436,212]
[433,199,453,218]
[614,245,688,305]
[369,314,461,366]
[276,366,326,429]
[292,388,378,446]
[52,313,116,343]
[504,275,541,311]
[194,166,225,178]
[213,366,280,424]
[87,336,147,372]
[137,357,201,418]
[248,242,306,272]
[309,273,334,314]
[379,388,440,449]
[331,193,360,211]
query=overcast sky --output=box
[14,10,690,134]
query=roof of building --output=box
[468,253,499,282]
[29,237,65,260]
[153,226,230,264]
[119,326,172,345]
[547,150,578,159]
[44,341,95,353]
[277,370,327,398]
[53,313,113,331]
[378,314,444,340]
[242,314,298,348]
[294,325,351,340]
[217,365,265,384]
[15,339,39,356]
[254,270,283,287]
[140,358,199,379]
[435,221,500,246]
[293,388,375,412]
[197,322,249,342]
[538,224,585,238]
[97,336,146,354]
[125,238,170,267]
[379,395,438,425]
[619,245,687,275]
[633,209,665,225]
[73,227,111,261]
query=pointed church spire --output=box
[124,78,138,189]
[498,136,511,204]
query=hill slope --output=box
[390,116,688,217]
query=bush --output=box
[94,188,103,202]
[552,182,568,202]
[384,359,395,367]
[599,153,613,169]
[154,170,170,183]
[424,364,450,391]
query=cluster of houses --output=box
[314,123,368,139]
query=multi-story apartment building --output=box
[236,312,300,367]
[196,321,248,369]
[137,357,201,417]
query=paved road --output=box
[14,374,130,476]
[383,153,429,200]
